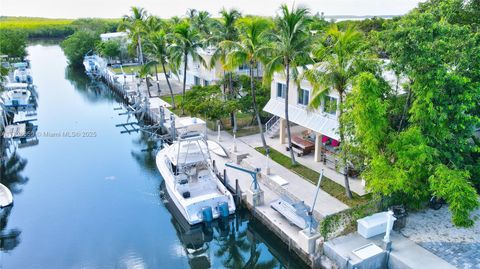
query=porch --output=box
[261,98,366,195]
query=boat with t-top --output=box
[1,83,33,108]
[13,62,33,84]
[83,52,106,79]
[156,118,235,225]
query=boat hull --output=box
[157,146,235,225]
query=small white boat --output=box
[0,183,13,208]
[13,62,33,84]
[83,53,106,79]
[1,83,32,107]
[206,140,228,157]
[270,195,318,230]
[156,131,235,225]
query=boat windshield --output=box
[170,135,210,167]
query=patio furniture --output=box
[286,135,315,156]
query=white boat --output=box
[156,131,236,225]
[83,54,106,79]
[206,140,228,157]
[1,83,32,107]
[0,183,13,208]
[13,62,33,84]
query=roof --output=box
[263,98,340,140]
[100,32,128,39]
[5,82,29,88]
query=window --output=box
[276,83,286,98]
[238,63,249,70]
[194,76,200,86]
[297,89,310,106]
[323,96,337,115]
[203,80,209,86]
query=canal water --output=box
[0,43,307,269]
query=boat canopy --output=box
[13,62,28,69]
[5,82,29,89]
[168,135,210,166]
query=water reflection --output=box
[65,65,118,103]
[161,181,304,269]
[0,150,29,194]
[0,150,27,253]
[0,206,21,252]
[130,132,161,175]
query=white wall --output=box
[270,72,340,119]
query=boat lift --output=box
[225,163,264,207]
[225,163,261,191]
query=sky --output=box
[0,0,425,19]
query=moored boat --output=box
[0,183,13,208]
[83,53,106,79]
[156,129,235,225]
[13,62,33,84]
[1,83,32,108]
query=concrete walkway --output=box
[240,131,367,196]
[324,232,456,269]
[210,129,349,217]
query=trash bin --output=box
[391,205,407,231]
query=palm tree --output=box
[138,63,153,97]
[304,25,365,199]
[144,15,165,93]
[209,8,242,127]
[192,10,212,38]
[146,30,176,108]
[119,7,148,64]
[168,21,205,115]
[223,17,271,152]
[263,4,312,165]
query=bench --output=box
[268,174,289,187]
[285,135,315,156]
[291,146,305,157]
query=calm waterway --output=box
[0,43,307,269]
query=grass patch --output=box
[161,94,260,135]
[161,95,183,114]
[256,147,370,207]
[110,64,169,75]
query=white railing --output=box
[265,116,280,134]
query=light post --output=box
[217,120,221,142]
[232,113,237,152]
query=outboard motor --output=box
[201,206,213,223]
[218,202,229,218]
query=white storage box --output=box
[357,212,395,238]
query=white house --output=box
[263,71,340,162]
[178,47,262,87]
[100,32,129,42]
[263,62,404,163]
[99,32,131,64]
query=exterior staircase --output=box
[265,116,281,138]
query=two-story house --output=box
[263,70,340,163]
[178,47,262,87]
[263,63,403,163]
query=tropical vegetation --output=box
[2,0,477,227]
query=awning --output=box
[263,98,340,140]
